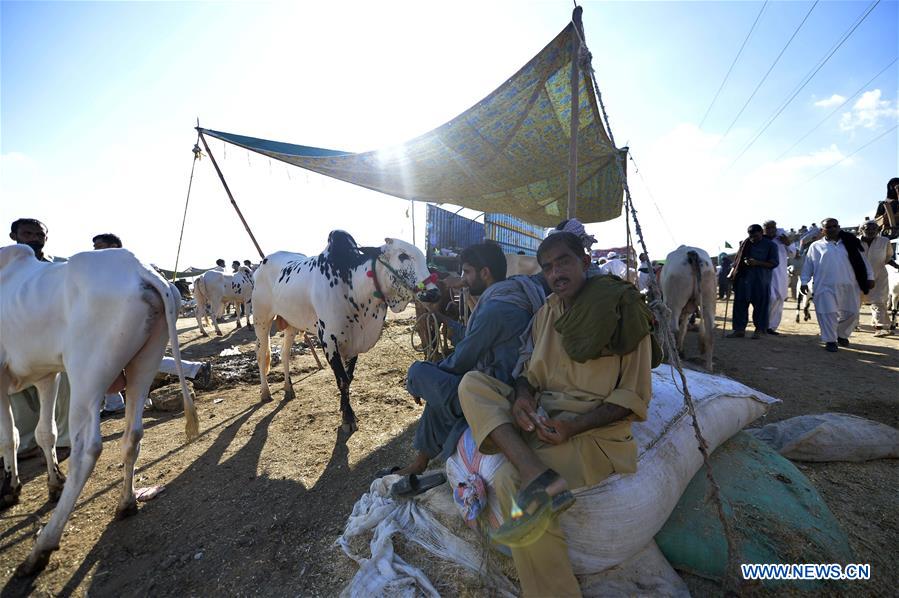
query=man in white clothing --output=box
[859,221,899,337]
[801,218,874,352]
[602,251,628,279]
[764,220,797,335]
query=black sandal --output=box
[389,472,447,498]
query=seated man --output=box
[389,243,544,477]
[458,231,655,597]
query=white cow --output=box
[193,266,254,336]
[0,245,198,575]
[253,231,439,432]
[505,254,540,276]
[660,246,717,371]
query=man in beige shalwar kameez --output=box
[458,231,653,597]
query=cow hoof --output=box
[16,550,52,578]
[1,485,22,510]
[47,484,64,504]
[201,331,209,337]
[215,331,223,337]
[284,387,296,401]
[260,392,273,403]
[116,500,139,520]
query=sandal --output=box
[490,469,575,548]
[390,472,447,498]
[374,466,401,479]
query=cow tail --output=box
[142,271,200,441]
[687,250,702,298]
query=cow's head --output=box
[378,238,439,312]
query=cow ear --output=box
[384,238,394,245]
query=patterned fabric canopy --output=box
[199,23,624,226]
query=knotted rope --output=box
[575,23,743,593]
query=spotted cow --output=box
[252,231,439,432]
[192,266,254,336]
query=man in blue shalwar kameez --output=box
[727,223,779,339]
[390,243,544,476]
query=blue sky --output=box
[2,0,897,267]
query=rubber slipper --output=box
[490,469,574,548]
[490,489,553,548]
[390,472,446,498]
[374,466,401,479]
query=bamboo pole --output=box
[567,6,584,220]
[197,129,266,260]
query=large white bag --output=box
[446,366,779,574]
[745,413,899,462]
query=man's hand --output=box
[512,396,539,432]
[536,417,573,445]
[800,284,809,295]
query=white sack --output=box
[579,541,691,598]
[446,366,779,574]
[745,413,899,462]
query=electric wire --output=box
[800,124,898,186]
[699,1,769,129]
[729,0,881,168]
[721,0,819,138]
[775,57,897,161]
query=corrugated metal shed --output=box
[484,214,546,256]
[426,204,484,253]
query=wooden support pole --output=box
[567,6,584,220]
[197,129,266,260]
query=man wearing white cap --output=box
[602,251,628,279]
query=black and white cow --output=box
[193,266,254,336]
[252,231,439,432]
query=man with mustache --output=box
[727,224,779,339]
[386,243,544,480]
[858,220,899,337]
[458,231,655,597]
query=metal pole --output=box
[197,129,266,260]
[567,6,584,220]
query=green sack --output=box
[655,432,853,589]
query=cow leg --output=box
[194,290,209,337]
[346,356,359,383]
[117,316,168,519]
[212,302,224,336]
[700,301,716,372]
[32,374,66,502]
[325,349,356,433]
[281,327,299,400]
[254,311,275,403]
[676,309,690,355]
[0,369,22,510]
[18,374,106,577]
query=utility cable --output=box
[729,0,881,168]
[721,0,818,138]
[800,124,897,186]
[699,1,769,129]
[775,57,897,160]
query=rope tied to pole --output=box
[577,24,744,593]
[171,135,204,282]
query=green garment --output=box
[554,276,663,366]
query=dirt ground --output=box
[1,299,897,597]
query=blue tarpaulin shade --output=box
[199,22,625,227]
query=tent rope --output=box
[577,30,743,593]
[171,136,203,282]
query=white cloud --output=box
[814,94,846,108]
[839,89,899,131]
